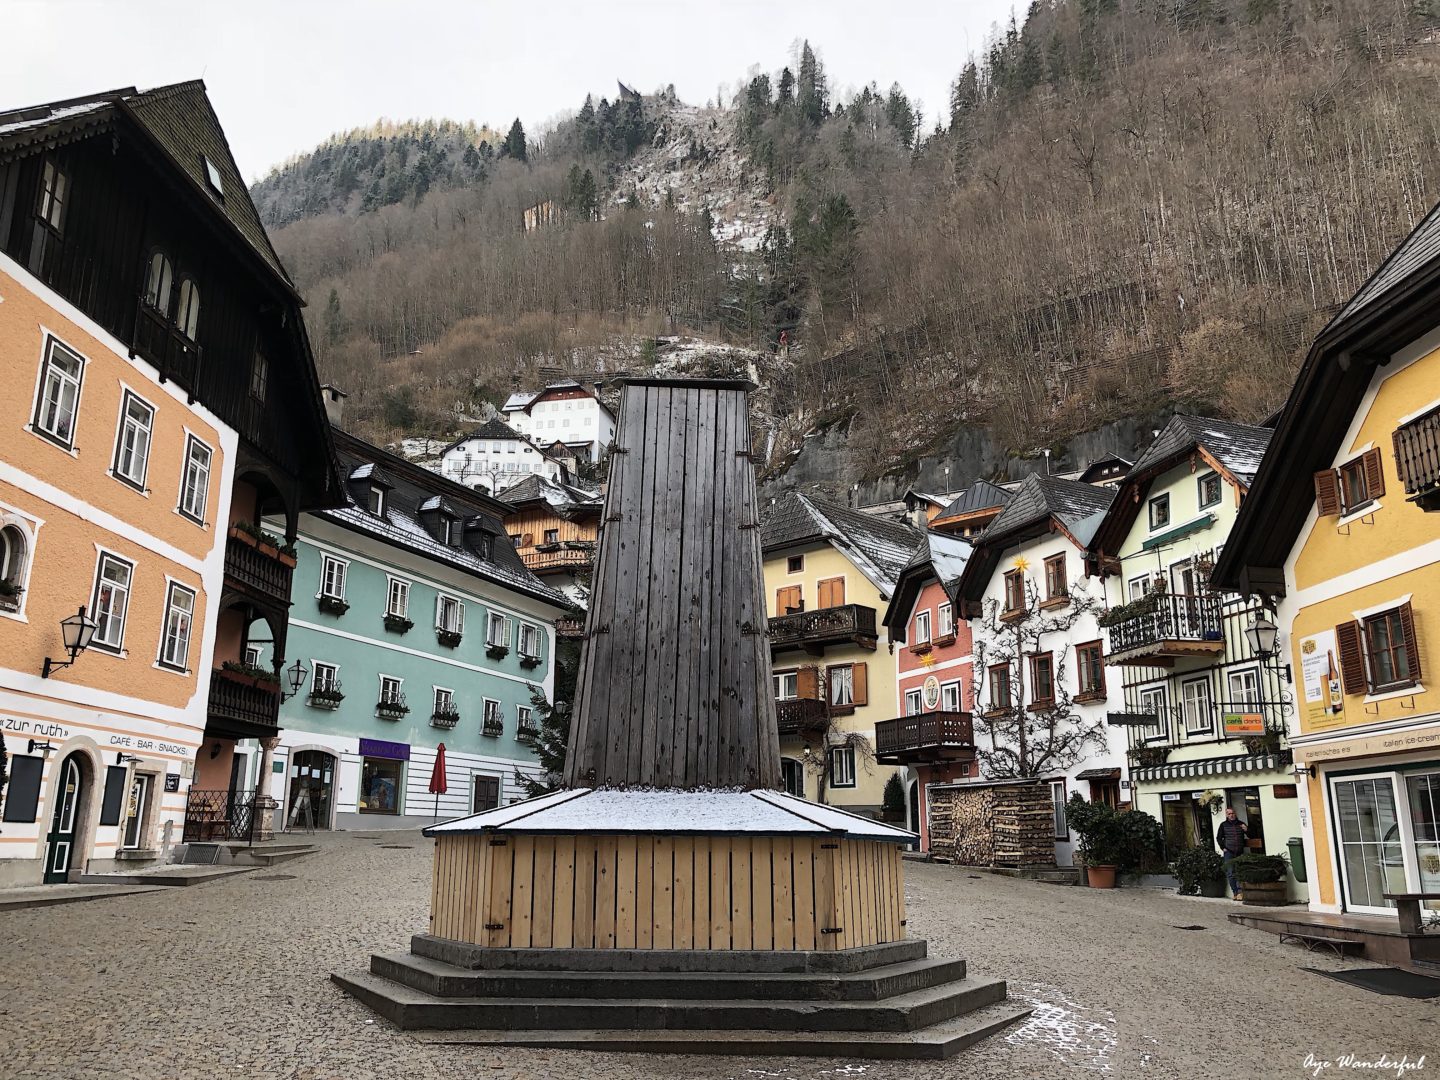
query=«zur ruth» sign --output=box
[1223,712,1265,736]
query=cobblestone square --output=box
[0,833,1432,1080]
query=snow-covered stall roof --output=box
[423,787,916,844]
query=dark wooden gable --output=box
[565,379,780,791]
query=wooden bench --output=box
[1383,892,1440,935]
[1278,932,1366,958]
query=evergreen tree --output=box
[885,83,917,148]
[577,95,600,152]
[512,685,571,797]
[501,118,528,162]
[777,67,796,109]
[796,41,829,127]
[324,288,344,345]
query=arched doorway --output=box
[286,749,336,830]
[44,753,88,883]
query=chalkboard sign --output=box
[2,755,43,823]
[98,765,128,826]
[164,774,180,792]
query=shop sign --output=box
[1296,722,1440,764]
[1161,793,1182,802]
[1222,712,1265,736]
[923,676,941,710]
[359,737,411,761]
[1300,630,1346,730]
[164,774,180,792]
[1273,784,1297,799]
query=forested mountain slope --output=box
[253,0,1440,491]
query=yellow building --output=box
[1216,203,1440,920]
[759,493,921,815]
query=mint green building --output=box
[242,428,568,830]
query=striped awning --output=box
[1131,753,1285,783]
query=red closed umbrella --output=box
[429,743,448,818]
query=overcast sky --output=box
[5,0,1016,182]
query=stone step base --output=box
[330,968,1009,1033]
[404,1004,1033,1060]
[372,950,968,1002]
[76,866,256,887]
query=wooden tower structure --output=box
[334,379,1027,1058]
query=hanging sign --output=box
[1223,712,1265,736]
[1300,630,1345,730]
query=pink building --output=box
[878,532,977,851]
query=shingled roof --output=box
[501,473,602,513]
[882,531,974,640]
[761,492,923,598]
[0,82,291,289]
[931,479,1013,526]
[1331,198,1440,330]
[1128,415,1272,487]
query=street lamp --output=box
[1245,615,1292,683]
[282,658,310,701]
[41,605,98,678]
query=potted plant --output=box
[520,652,542,670]
[1129,745,1171,769]
[219,659,281,693]
[1196,789,1225,814]
[1243,731,1283,756]
[1173,845,1227,897]
[0,580,22,612]
[1067,795,1164,889]
[276,541,298,568]
[431,704,461,729]
[308,683,345,709]
[376,694,409,719]
[227,521,259,548]
[255,529,283,560]
[486,643,510,660]
[436,628,463,648]
[317,595,349,616]
[383,613,413,634]
[880,773,907,823]
[1233,853,1290,905]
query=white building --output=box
[954,474,1125,866]
[437,418,567,496]
[502,380,616,464]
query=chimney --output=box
[320,384,347,428]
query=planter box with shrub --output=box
[317,595,349,616]
[1173,846,1227,897]
[384,614,413,634]
[1233,853,1290,905]
[436,629,463,648]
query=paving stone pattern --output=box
[0,833,1432,1079]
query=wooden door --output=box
[43,754,86,884]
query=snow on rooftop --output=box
[418,495,443,512]
[349,463,375,481]
[0,101,107,137]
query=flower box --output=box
[308,689,345,710]
[431,709,460,729]
[318,595,349,616]
[217,663,281,694]
[1129,745,1171,768]
[516,726,538,744]
[486,645,510,660]
[277,550,298,568]
[384,614,414,634]
[520,655,542,670]
[1073,689,1108,705]
[0,585,22,613]
[482,720,504,738]
[376,700,410,720]
[436,629,463,648]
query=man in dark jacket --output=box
[1217,807,1249,898]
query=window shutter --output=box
[503,616,512,644]
[777,585,801,614]
[1313,470,1342,517]
[1335,621,1367,696]
[1399,602,1422,683]
[797,666,818,700]
[456,601,465,634]
[434,593,443,628]
[1362,446,1386,499]
[852,662,868,706]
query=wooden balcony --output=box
[1104,593,1224,666]
[224,535,294,608]
[875,711,976,766]
[207,669,281,740]
[1394,407,1440,511]
[775,697,829,737]
[521,542,596,573]
[768,603,877,655]
[133,302,202,395]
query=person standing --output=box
[1217,806,1249,899]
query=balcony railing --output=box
[133,302,202,394]
[768,603,878,654]
[555,616,585,639]
[224,536,293,607]
[1122,700,1289,754]
[1104,593,1224,665]
[1394,407,1440,509]
[521,543,595,572]
[207,671,281,739]
[776,697,829,736]
[875,711,976,765]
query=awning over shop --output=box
[1140,512,1215,552]
[1075,767,1121,780]
[1131,753,1285,783]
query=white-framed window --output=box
[144,251,173,313]
[517,704,534,731]
[830,664,854,707]
[367,484,386,516]
[518,622,540,658]
[904,688,922,716]
[1139,685,1168,741]
[486,611,510,647]
[1181,677,1213,736]
[313,662,339,694]
[829,745,856,788]
[90,551,134,652]
[437,594,464,633]
[379,674,404,705]
[176,278,201,340]
[319,555,347,599]
[433,686,454,713]
[1129,575,1152,602]
[112,390,155,489]
[914,610,931,645]
[243,645,262,667]
[157,581,195,671]
[941,680,962,711]
[386,578,410,618]
[1198,471,1222,509]
[178,435,212,523]
[938,601,954,637]
[1051,780,1068,839]
[32,337,85,449]
[1227,668,1262,708]
[483,697,503,732]
[774,670,798,699]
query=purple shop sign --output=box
[358,737,410,761]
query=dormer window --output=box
[202,155,224,199]
[441,517,456,545]
[367,485,386,516]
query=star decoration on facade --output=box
[1013,555,1029,571]
[920,651,937,667]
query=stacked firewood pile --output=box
[928,782,1056,868]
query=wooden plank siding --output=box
[431,833,907,952]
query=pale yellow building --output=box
[760,493,922,814]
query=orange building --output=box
[0,84,336,884]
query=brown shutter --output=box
[817,577,845,608]
[796,665,818,701]
[852,662,868,706]
[1362,446,1386,499]
[1314,470,1342,517]
[777,585,802,614]
[1335,621,1367,696]
[817,578,833,608]
[1399,602,1422,683]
